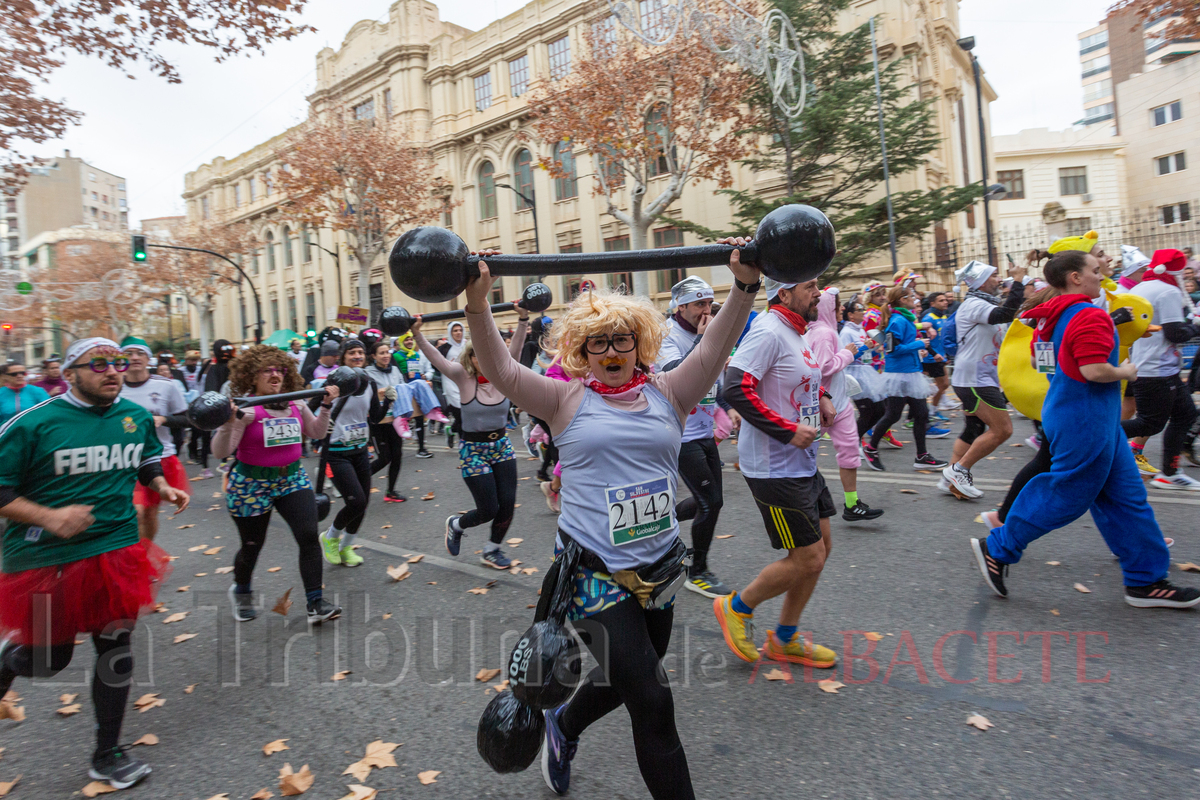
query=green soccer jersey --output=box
[0,392,163,573]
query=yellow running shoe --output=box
[339,546,364,567]
[1132,451,1160,476]
[763,630,837,668]
[713,594,759,663]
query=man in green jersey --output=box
[0,337,188,791]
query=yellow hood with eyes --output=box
[998,291,1155,421]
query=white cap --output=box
[1120,245,1151,278]
[764,277,798,301]
[955,260,997,290]
[65,337,121,368]
[670,276,714,308]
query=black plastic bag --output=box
[508,618,583,710]
[476,690,545,773]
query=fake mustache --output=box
[600,356,628,367]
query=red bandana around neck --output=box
[475,375,490,384]
[587,369,648,397]
[769,304,809,335]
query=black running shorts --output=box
[922,362,946,379]
[953,385,1007,415]
[743,473,834,550]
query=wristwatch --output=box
[735,276,762,293]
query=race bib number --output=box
[341,421,369,447]
[262,417,302,447]
[1034,342,1056,375]
[607,477,673,547]
[698,383,718,407]
[799,405,821,429]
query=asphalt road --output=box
[2,409,1199,799]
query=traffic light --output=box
[1,324,12,332]
[131,234,147,262]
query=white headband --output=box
[65,337,121,368]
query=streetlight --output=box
[870,17,899,274]
[957,35,999,265]
[307,232,344,308]
[494,183,540,254]
[143,241,265,344]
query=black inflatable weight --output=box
[187,390,232,431]
[476,690,545,774]
[507,619,582,711]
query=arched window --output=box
[514,149,534,210]
[646,103,673,178]
[301,227,311,262]
[282,225,294,267]
[265,230,276,272]
[553,142,577,201]
[478,161,497,220]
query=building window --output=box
[654,227,684,291]
[263,171,273,196]
[1082,78,1112,103]
[1161,202,1191,225]
[995,170,1024,200]
[288,295,298,331]
[1065,217,1092,236]
[383,89,392,118]
[478,161,497,220]
[282,225,294,266]
[4,198,14,214]
[597,150,624,187]
[265,230,276,271]
[87,172,96,181]
[1083,102,1114,123]
[369,283,384,324]
[233,184,242,207]
[1081,54,1110,78]
[509,56,529,97]
[591,15,617,57]
[251,250,260,274]
[305,292,316,332]
[200,196,210,220]
[270,298,280,331]
[553,142,577,200]
[354,98,375,120]
[548,36,571,80]
[646,103,673,178]
[1079,30,1107,55]
[639,0,669,39]
[1157,152,1187,175]
[248,179,256,203]
[1153,100,1183,126]
[474,72,492,111]
[117,182,125,191]
[514,149,535,210]
[301,228,311,261]
[1059,167,1088,196]
[490,283,504,305]
[605,235,631,291]
[240,298,248,335]
[119,198,126,208]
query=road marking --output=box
[357,540,537,583]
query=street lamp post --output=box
[870,17,899,274]
[495,184,540,254]
[957,36,997,265]
[307,233,344,308]
[148,243,264,344]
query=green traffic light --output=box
[134,252,146,261]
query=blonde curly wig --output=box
[545,288,667,378]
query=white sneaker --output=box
[1150,473,1200,491]
[938,397,962,411]
[942,464,983,499]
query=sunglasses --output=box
[6,371,26,378]
[584,333,638,355]
[73,357,131,373]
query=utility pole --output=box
[870,17,899,274]
[141,240,265,344]
[958,36,997,265]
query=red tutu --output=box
[0,540,172,646]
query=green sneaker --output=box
[320,531,342,565]
[339,546,363,567]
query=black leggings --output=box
[459,458,518,545]
[998,441,1053,523]
[870,396,929,453]
[1121,373,1199,475]
[855,398,886,438]
[328,448,372,534]
[0,630,132,756]
[231,488,323,594]
[561,598,693,800]
[370,422,403,492]
[675,437,723,575]
[532,415,558,479]
[191,428,211,469]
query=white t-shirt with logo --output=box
[950,296,1004,389]
[120,375,187,457]
[1130,280,1186,377]
[729,311,823,479]
[656,317,717,443]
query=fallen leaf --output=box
[135,694,166,713]
[427,581,437,585]
[467,587,488,595]
[715,534,735,539]
[417,770,441,785]
[204,795,230,800]
[1179,562,1200,573]
[176,586,190,593]
[387,564,411,582]
[132,733,159,746]
[263,739,290,756]
[421,492,435,500]
[381,524,393,529]
[188,545,206,552]
[215,566,234,574]
[899,489,919,495]
[763,668,789,681]
[278,763,314,796]
[966,714,995,731]
[0,746,5,759]
[986,456,997,460]
[0,702,25,722]
[273,588,293,616]
[268,566,283,573]
[204,547,223,555]
[332,670,352,682]
[492,679,509,692]
[81,780,117,797]
[1050,609,1060,616]
[0,776,18,797]
[194,573,209,577]
[526,604,536,609]
[506,538,524,545]
[177,524,195,529]
[337,786,377,800]
[1073,583,1092,594]
[1046,561,1061,566]
[57,703,82,716]
[864,632,883,642]
[360,740,400,768]
[213,492,222,497]
[1,692,17,704]
[407,554,424,563]
[250,790,273,800]
[59,693,77,704]
[817,679,845,694]
[184,684,197,694]
[521,567,538,575]
[382,613,393,620]
[343,761,372,783]
[370,487,380,493]
[163,612,188,624]
[476,668,502,682]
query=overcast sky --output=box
[35,0,1115,223]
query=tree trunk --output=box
[630,221,651,297]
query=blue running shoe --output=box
[445,514,464,556]
[926,425,953,438]
[931,411,949,423]
[480,548,512,570]
[541,704,578,795]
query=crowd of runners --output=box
[0,226,1198,797]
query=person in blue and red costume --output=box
[970,250,1199,608]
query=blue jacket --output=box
[883,312,925,374]
[0,384,51,426]
[921,310,947,362]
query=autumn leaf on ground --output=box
[966,714,995,731]
[715,534,735,539]
[521,567,538,575]
[0,702,25,722]
[382,613,393,620]
[467,587,488,595]
[476,668,502,682]
[1179,562,1200,573]
[332,670,352,682]
[343,761,372,783]
[417,770,441,785]
[177,524,195,529]
[1073,583,1092,593]
[204,795,230,800]
[132,734,159,746]
[176,585,190,592]
[263,739,290,755]
[1046,561,1061,566]
[763,668,790,682]
[273,588,293,616]
[0,746,5,760]
[57,703,82,716]
[163,612,188,624]
[204,547,223,555]
[1050,609,1060,616]
[185,684,197,694]
[0,776,18,797]
[492,679,509,693]
[215,566,234,574]
[506,538,523,545]
[380,524,392,529]
[387,564,411,582]
[134,693,166,713]
[82,780,117,796]
[59,693,77,704]
[278,763,315,796]
[188,545,206,552]
[407,554,424,563]
[359,740,399,769]
[864,632,883,642]
[421,492,435,500]
[268,567,283,573]
[250,790,274,800]
[899,489,919,495]
[338,785,377,800]
[194,573,209,577]
[817,680,845,694]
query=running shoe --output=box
[970,537,1008,597]
[913,452,949,470]
[1150,473,1200,491]
[416,449,434,459]
[306,597,342,623]
[883,431,904,449]
[445,514,464,556]
[1132,450,1159,475]
[937,476,953,495]
[979,509,1001,529]
[763,630,837,668]
[339,546,364,567]
[396,417,413,439]
[198,468,214,479]
[541,704,578,796]
[1185,438,1199,467]
[426,407,451,424]
[227,584,258,623]
[938,397,962,410]
[842,501,884,521]
[90,746,151,790]
[926,426,952,439]
[446,432,455,448]
[522,424,538,457]
[942,463,983,499]
[384,491,406,503]
[902,419,914,429]
[1124,579,1200,609]
[862,444,885,472]
[480,549,513,570]
[684,570,731,598]
[537,469,552,483]
[931,411,950,423]
[713,594,759,663]
[820,431,831,440]
[319,529,343,565]
[540,481,561,513]
[1025,434,1041,450]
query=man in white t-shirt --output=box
[1121,249,1199,490]
[716,276,838,670]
